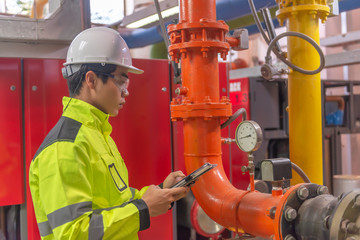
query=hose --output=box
[248,0,325,75]
[265,31,325,75]
[153,0,181,79]
[291,162,311,183]
[221,108,247,129]
[248,0,270,44]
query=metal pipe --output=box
[291,162,311,183]
[277,0,329,185]
[221,107,247,129]
[122,0,360,49]
[168,0,360,240]
[168,1,360,239]
[169,1,286,238]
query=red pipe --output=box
[168,0,295,238]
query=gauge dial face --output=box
[235,121,262,152]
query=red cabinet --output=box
[24,58,67,239]
[23,58,174,240]
[0,58,24,206]
[0,57,248,239]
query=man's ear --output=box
[84,71,97,90]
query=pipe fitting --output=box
[221,138,235,144]
[227,28,249,51]
[260,63,279,80]
[175,87,188,96]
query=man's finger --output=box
[174,170,185,177]
[168,186,187,195]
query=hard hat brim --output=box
[127,65,144,74]
[63,61,144,74]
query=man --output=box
[29,27,189,239]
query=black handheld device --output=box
[170,163,217,188]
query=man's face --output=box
[92,66,130,117]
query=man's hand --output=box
[162,171,186,189]
[141,185,189,217]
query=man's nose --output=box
[122,89,129,97]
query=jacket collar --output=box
[61,96,112,138]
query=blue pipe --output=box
[122,0,277,48]
[245,0,360,36]
[216,0,276,22]
[339,0,360,12]
[122,0,360,49]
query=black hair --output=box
[66,63,117,97]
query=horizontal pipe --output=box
[122,0,277,48]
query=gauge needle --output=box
[239,134,251,139]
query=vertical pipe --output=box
[168,1,302,238]
[179,0,228,224]
[277,2,329,184]
[179,0,216,23]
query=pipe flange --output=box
[171,102,232,120]
[279,183,320,238]
[329,189,360,240]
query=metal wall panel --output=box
[24,58,174,240]
[24,58,67,240]
[219,62,231,179]
[228,76,251,190]
[110,59,173,239]
[0,58,24,206]
[16,57,250,239]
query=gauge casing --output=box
[235,120,263,152]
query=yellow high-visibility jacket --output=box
[29,97,150,239]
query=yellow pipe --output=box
[276,1,329,185]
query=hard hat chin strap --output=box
[62,64,81,79]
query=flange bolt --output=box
[317,185,329,195]
[297,186,309,200]
[353,194,360,208]
[284,234,296,240]
[285,207,297,222]
[346,237,358,240]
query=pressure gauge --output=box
[235,120,263,153]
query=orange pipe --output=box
[30,0,48,19]
[168,0,299,238]
[326,96,345,110]
[226,36,240,48]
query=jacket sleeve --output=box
[130,186,149,200]
[29,141,150,240]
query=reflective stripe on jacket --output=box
[29,96,150,240]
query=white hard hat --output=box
[64,27,143,74]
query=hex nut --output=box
[347,222,360,234]
[353,195,360,208]
[297,186,309,200]
[284,234,296,240]
[285,207,297,222]
[341,219,350,232]
[317,185,329,195]
[345,237,357,240]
